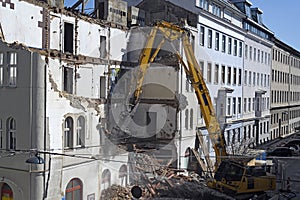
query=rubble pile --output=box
[136,169,234,200]
[100,184,132,200]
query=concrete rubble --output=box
[101,155,235,200]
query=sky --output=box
[250,0,300,51]
[65,0,300,51]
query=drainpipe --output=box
[178,37,183,169]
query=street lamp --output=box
[26,152,45,164]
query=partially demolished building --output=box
[1,0,300,199]
[0,0,131,199]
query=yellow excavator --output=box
[128,21,276,196]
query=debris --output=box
[100,184,132,200]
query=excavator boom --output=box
[132,21,227,169]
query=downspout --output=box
[107,27,111,97]
[178,37,183,169]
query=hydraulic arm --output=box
[131,21,227,169]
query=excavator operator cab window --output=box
[214,161,244,182]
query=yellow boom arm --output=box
[132,21,227,169]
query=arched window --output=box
[190,109,193,129]
[7,117,16,150]
[65,178,82,200]
[119,164,127,187]
[64,117,74,148]
[101,169,111,190]
[76,116,85,147]
[185,109,189,130]
[1,183,13,200]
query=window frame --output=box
[65,178,83,200]
[8,52,17,87]
[7,117,16,150]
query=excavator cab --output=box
[208,160,276,195]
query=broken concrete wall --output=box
[95,0,128,27]
[137,0,198,27]
[127,6,146,26]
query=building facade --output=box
[270,38,300,140]
[0,0,129,199]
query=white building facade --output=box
[0,0,129,199]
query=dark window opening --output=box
[64,22,74,53]
[64,67,73,94]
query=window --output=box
[64,22,74,53]
[245,44,248,59]
[249,46,252,60]
[199,60,204,73]
[8,52,17,86]
[233,97,236,115]
[264,74,267,87]
[238,68,242,85]
[265,52,268,64]
[258,50,260,62]
[63,66,74,94]
[254,48,256,61]
[227,66,231,84]
[257,73,260,86]
[221,65,225,84]
[100,76,106,98]
[65,178,82,200]
[238,97,241,114]
[185,109,189,130]
[233,67,237,85]
[6,118,16,150]
[119,165,128,187]
[214,64,219,84]
[215,32,219,51]
[207,62,212,83]
[253,72,256,86]
[200,26,205,46]
[1,183,13,200]
[101,169,111,190]
[244,70,247,85]
[0,52,3,86]
[199,0,209,10]
[228,38,232,54]
[248,98,251,111]
[233,40,237,56]
[244,98,247,113]
[239,41,242,57]
[190,109,194,129]
[76,116,85,147]
[222,35,226,53]
[227,97,231,116]
[212,3,221,17]
[64,117,74,148]
[249,71,251,85]
[100,36,107,59]
[208,29,212,48]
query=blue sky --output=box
[250,0,300,51]
[65,0,300,51]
